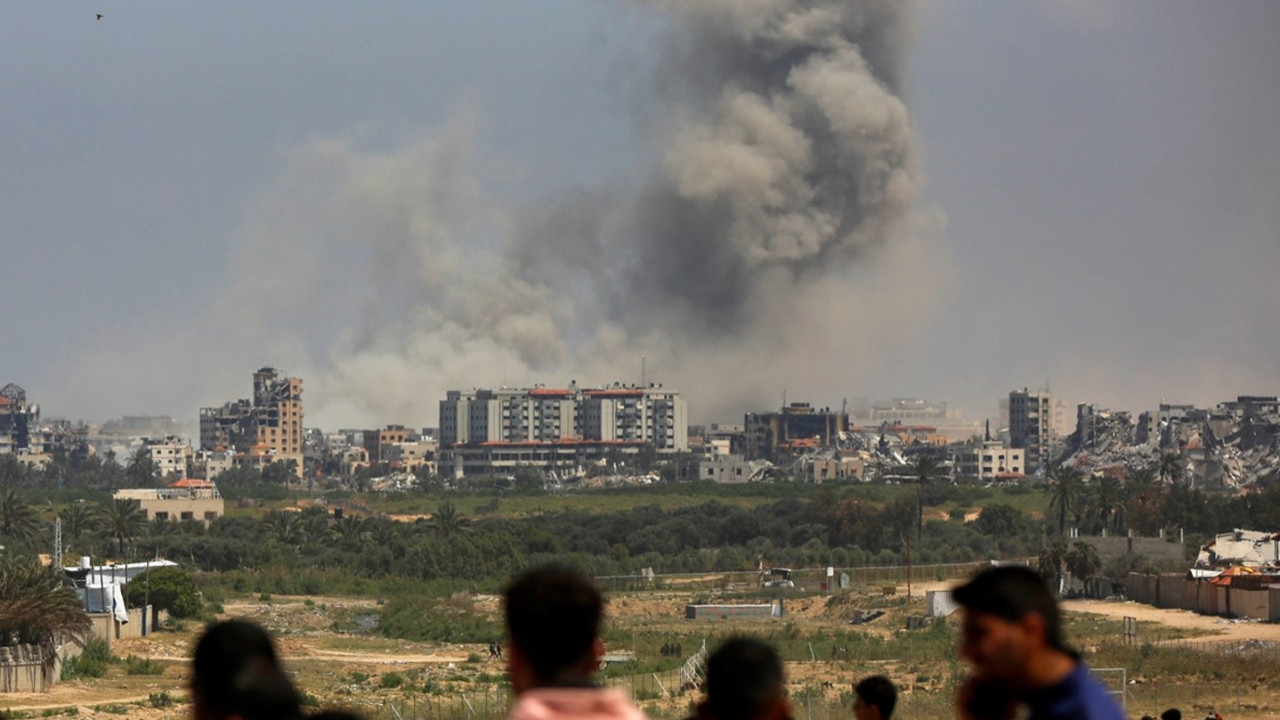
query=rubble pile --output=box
[1059,397,1280,488]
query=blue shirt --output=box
[1024,663,1127,720]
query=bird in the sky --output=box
[96,13,103,20]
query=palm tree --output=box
[1045,465,1085,536]
[431,501,463,538]
[1065,541,1102,590]
[1125,466,1158,505]
[0,489,39,542]
[99,499,146,558]
[910,454,940,541]
[1038,540,1068,594]
[125,447,157,487]
[60,501,98,555]
[0,555,91,658]
[332,514,365,549]
[263,510,302,547]
[1158,452,1184,486]
[1090,475,1122,533]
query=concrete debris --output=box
[1059,396,1280,489]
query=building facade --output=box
[439,383,688,477]
[1008,389,1054,472]
[115,479,224,525]
[744,402,849,460]
[0,383,37,456]
[199,367,303,478]
[954,440,1025,482]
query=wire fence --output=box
[594,560,1029,594]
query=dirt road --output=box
[1063,598,1280,642]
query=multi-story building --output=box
[954,440,1025,482]
[0,383,38,456]
[199,367,303,478]
[364,425,412,463]
[141,436,193,479]
[1008,388,1055,472]
[439,382,688,477]
[115,479,224,525]
[744,402,848,460]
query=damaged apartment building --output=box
[199,367,304,478]
[1057,394,1280,489]
[439,382,687,477]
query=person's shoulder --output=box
[1076,666,1126,720]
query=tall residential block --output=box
[439,382,688,477]
[199,367,303,478]
[1008,388,1054,472]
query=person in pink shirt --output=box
[504,565,646,720]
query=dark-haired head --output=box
[953,566,1069,654]
[700,636,788,720]
[191,620,301,720]
[853,675,896,720]
[503,564,603,693]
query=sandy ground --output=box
[1064,598,1280,642]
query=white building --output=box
[142,436,193,479]
[440,382,688,477]
[955,440,1025,482]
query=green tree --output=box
[974,503,1029,538]
[99,499,147,558]
[1045,466,1085,536]
[1064,541,1102,587]
[0,489,39,542]
[122,566,203,618]
[0,455,24,487]
[910,454,940,541]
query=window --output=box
[154,512,169,522]
[204,511,218,521]
[181,511,194,521]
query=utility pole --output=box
[52,517,62,572]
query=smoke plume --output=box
[49,0,939,428]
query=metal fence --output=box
[594,560,1030,594]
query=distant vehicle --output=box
[759,567,794,588]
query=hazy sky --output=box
[2,1,1277,430]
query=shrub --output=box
[125,655,165,675]
[148,691,177,708]
[61,637,112,679]
[380,672,405,689]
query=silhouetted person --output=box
[853,676,896,720]
[503,564,644,720]
[953,566,1124,720]
[1160,709,1181,720]
[191,619,302,720]
[692,637,790,720]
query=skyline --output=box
[3,2,1278,428]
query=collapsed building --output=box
[1058,395,1280,489]
[199,367,304,479]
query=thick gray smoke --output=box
[48,0,937,428]
[516,0,918,336]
